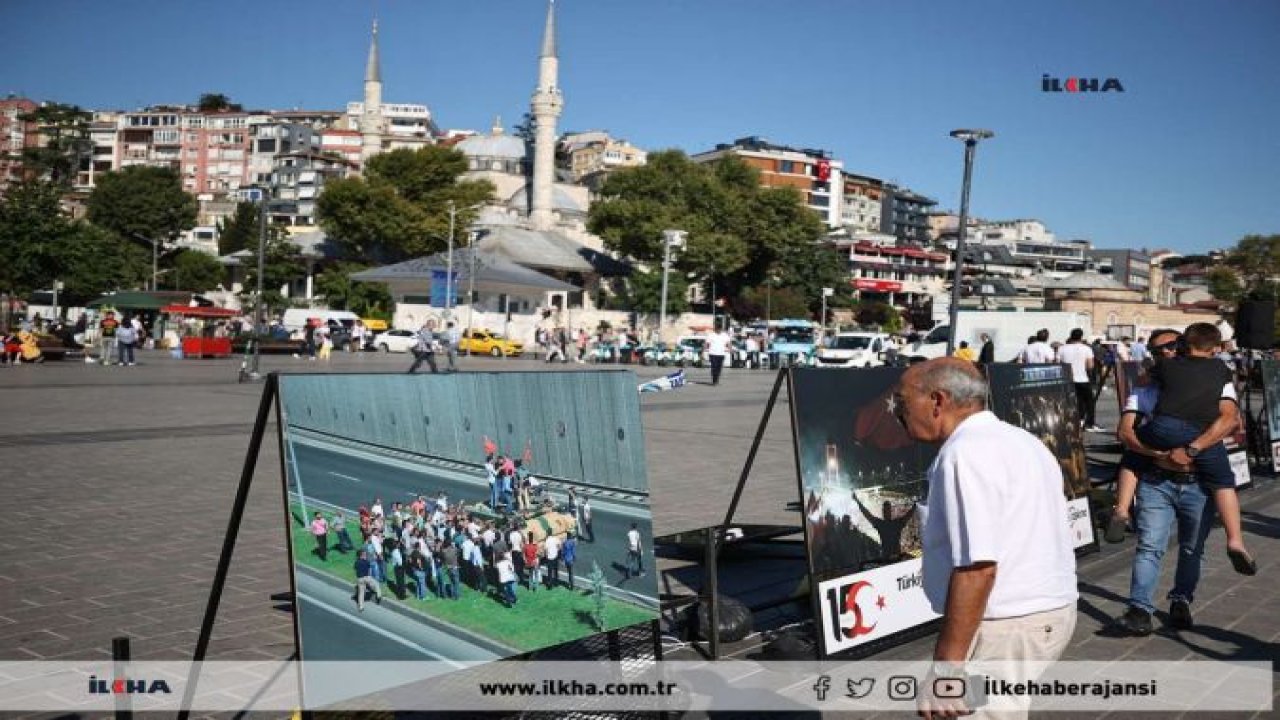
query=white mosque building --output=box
[353,1,634,335]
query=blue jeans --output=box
[118,342,135,364]
[447,567,461,599]
[502,580,517,606]
[1128,476,1215,614]
[1134,414,1233,488]
[413,569,427,600]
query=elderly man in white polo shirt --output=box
[895,357,1078,719]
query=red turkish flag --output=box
[852,388,913,450]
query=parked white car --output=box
[373,329,419,353]
[816,332,892,368]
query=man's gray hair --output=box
[917,362,989,407]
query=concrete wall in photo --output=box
[277,371,649,495]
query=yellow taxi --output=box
[460,328,524,357]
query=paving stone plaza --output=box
[0,350,1275,717]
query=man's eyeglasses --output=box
[1151,340,1179,353]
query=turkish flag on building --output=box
[815,159,832,183]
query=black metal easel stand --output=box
[177,374,281,720]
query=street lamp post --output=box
[465,230,479,355]
[660,230,687,341]
[946,128,994,355]
[820,286,834,334]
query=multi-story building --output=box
[880,184,936,244]
[937,217,1091,274]
[345,101,437,152]
[320,128,363,167]
[79,113,121,190]
[840,172,885,233]
[0,96,38,193]
[269,151,356,229]
[1088,248,1152,295]
[561,130,647,184]
[839,239,949,308]
[691,136,845,227]
[249,121,319,185]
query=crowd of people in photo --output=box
[305,475,624,613]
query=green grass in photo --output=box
[288,504,654,651]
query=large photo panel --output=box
[789,367,940,656]
[985,363,1095,549]
[276,371,659,703]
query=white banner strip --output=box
[0,660,1270,713]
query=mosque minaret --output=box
[528,0,563,231]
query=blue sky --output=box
[3,0,1278,254]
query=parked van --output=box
[280,309,360,332]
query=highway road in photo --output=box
[285,434,658,605]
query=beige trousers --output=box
[966,603,1077,720]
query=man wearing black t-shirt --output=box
[1135,322,1256,575]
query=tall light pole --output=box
[445,201,483,320]
[820,286,834,333]
[946,128,994,354]
[465,229,480,354]
[660,230,687,341]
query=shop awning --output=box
[86,292,205,310]
[159,305,239,318]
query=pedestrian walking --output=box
[546,328,567,363]
[706,328,731,385]
[333,513,354,553]
[353,550,382,611]
[1058,328,1103,432]
[310,512,328,562]
[625,523,645,579]
[581,496,594,542]
[894,358,1077,719]
[444,321,461,372]
[116,316,138,366]
[408,322,439,374]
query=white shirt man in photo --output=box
[895,358,1078,719]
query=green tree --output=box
[0,179,149,306]
[1224,234,1280,300]
[217,202,261,255]
[86,166,198,246]
[19,103,92,186]
[316,147,494,260]
[734,285,809,321]
[0,180,68,296]
[616,269,689,316]
[171,249,226,292]
[197,93,242,112]
[588,150,839,319]
[239,228,305,314]
[54,223,150,304]
[1205,266,1243,304]
[313,261,392,317]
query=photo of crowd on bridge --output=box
[276,371,659,668]
[790,367,936,579]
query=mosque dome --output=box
[457,116,527,163]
